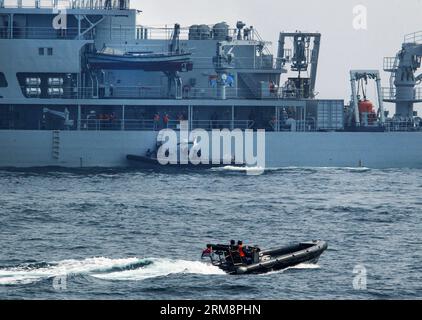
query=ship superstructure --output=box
[0,0,422,168]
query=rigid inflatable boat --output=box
[202,240,328,275]
[126,154,242,169]
[127,139,244,169]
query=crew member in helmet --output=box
[230,239,236,249]
[226,240,237,264]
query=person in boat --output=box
[224,240,237,264]
[237,241,256,265]
[230,239,236,249]
[238,241,246,261]
[201,244,213,258]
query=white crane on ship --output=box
[43,107,74,129]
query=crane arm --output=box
[43,107,69,119]
[169,24,181,54]
[43,108,74,128]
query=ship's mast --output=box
[383,31,422,118]
[277,32,321,99]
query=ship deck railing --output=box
[404,31,422,44]
[0,26,94,39]
[191,120,255,131]
[25,85,290,100]
[383,57,398,72]
[0,0,130,10]
[76,119,320,132]
[381,87,422,101]
[134,24,263,42]
[385,119,422,132]
[21,118,422,132]
[78,119,256,131]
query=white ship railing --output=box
[404,31,422,44]
[23,85,284,100]
[0,26,92,39]
[271,120,317,132]
[72,119,324,132]
[134,24,262,42]
[78,119,255,131]
[383,57,398,72]
[191,120,254,130]
[385,119,422,132]
[0,0,130,10]
[381,87,422,101]
[79,119,178,131]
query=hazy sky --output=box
[133,0,422,112]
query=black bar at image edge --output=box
[0,300,420,318]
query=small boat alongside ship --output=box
[127,136,245,168]
[203,240,328,275]
[126,154,241,169]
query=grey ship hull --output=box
[1,130,422,169]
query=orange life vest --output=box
[238,245,245,258]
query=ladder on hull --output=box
[52,131,60,160]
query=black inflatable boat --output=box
[202,240,328,275]
[127,136,245,169]
[126,154,242,169]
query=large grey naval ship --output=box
[1,0,422,168]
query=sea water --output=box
[0,167,421,299]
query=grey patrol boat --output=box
[1,0,422,168]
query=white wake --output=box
[212,166,266,174]
[91,258,226,281]
[213,166,371,173]
[257,263,321,276]
[0,257,225,285]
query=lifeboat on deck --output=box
[358,99,377,125]
[87,47,193,72]
[358,99,374,113]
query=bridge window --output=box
[47,48,53,56]
[0,72,7,87]
[39,48,44,55]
